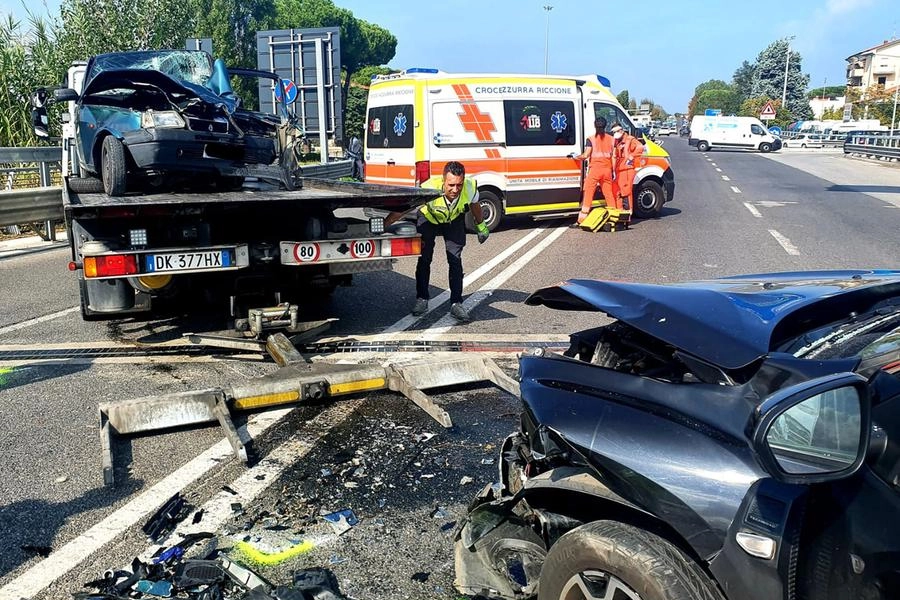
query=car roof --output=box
[526,270,900,370]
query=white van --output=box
[688,116,782,153]
[363,70,675,228]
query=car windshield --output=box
[87,51,213,87]
[784,306,900,364]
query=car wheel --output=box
[465,189,503,232]
[801,143,807,149]
[538,521,725,600]
[697,141,710,152]
[101,136,128,196]
[759,142,772,153]
[68,176,105,194]
[634,180,665,219]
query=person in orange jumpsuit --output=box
[611,124,644,219]
[575,117,615,225]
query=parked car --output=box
[785,133,824,148]
[32,49,302,196]
[455,270,900,600]
[658,124,675,136]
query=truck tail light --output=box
[390,238,421,257]
[84,254,138,278]
[415,161,431,186]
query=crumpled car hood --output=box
[526,270,900,370]
[81,69,238,115]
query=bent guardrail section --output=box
[844,134,900,160]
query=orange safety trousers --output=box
[580,163,614,222]
[613,168,635,211]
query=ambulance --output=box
[364,70,675,230]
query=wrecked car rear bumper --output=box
[121,129,276,175]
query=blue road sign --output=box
[768,126,782,136]
[705,109,722,116]
[274,78,298,104]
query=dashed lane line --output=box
[0,306,79,337]
[743,203,763,218]
[722,175,731,181]
[715,168,722,172]
[0,401,360,600]
[425,225,569,335]
[731,186,742,194]
[769,229,801,255]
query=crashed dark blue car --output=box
[34,50,297,195]
[455,270,900,600]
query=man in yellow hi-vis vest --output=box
[388,161,489,321]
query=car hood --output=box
[526,270,900,370]
[81,69,238,115]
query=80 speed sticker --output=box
[350,239,376,259]
[293,242,320,263]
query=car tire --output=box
[538,521,725,600]
[697,141,710,152]
[465,189,503,232]
[801,143,807,148]
[101,136,128,196]
[68,176,105,194]
[759,142,772,153]
[634,180,665,219]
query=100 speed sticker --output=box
[350,239,377,259]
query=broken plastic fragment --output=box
[142,494,188,542]
[321,468,333,478]
[55,476,68,483]
[411,572,430,583]
[343,481,359,489]
[414,432,436,443]
[460,476,474,486]
[322,509,359,535]
[481,458,495,465]
[430,507,450,520]
[329,555,349,565]
[136,579,173,597]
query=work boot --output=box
[412,298,428,316]
[450,302,470,322]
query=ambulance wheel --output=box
[634,180,664,219]
[759,142,772,153]
[697,140,710,152]
[466,189,502,232]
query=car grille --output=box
[187,117,229,134]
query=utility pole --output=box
[782,36,795,111]
[543,5,553,74]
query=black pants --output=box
[416,216,466,304]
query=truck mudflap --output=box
[97,333,520,486]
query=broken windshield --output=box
[87,51,213,87]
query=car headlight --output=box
[141,110,185,129]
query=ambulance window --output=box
[366,104,414,149]
[503,100,577,146]
[592,103,634,135]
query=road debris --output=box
[143,494,190,543]
[460,476,474,486]
[322,509,359,535]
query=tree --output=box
[688,80,740,116]
[616,89,629,108]
[732,60,756,100]
[846,84,895,125]
[821,106,843,120]
[750,38,812,121]
[807,85,847,99]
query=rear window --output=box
[503,100,577,146]
[366,104,414,149]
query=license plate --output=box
[144,250,231,273]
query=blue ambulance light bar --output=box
[405,68,439,74]
[596,74,611,88]
[372,68,440,82]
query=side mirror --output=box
[31,107,50,138]
[753,372,870,484]
[53,88,79,103]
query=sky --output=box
[2,0,897,112]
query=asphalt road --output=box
[0,140,899,599]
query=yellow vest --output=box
[419,175,477,224]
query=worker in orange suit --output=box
[574,117,615,226]
[611,124,644,220]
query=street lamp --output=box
[543,5,553,75]
[782,36,795,110]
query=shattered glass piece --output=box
[414,432,436,443]
[328,555,349,565]
[322,509,359,535]
[135,579,173,597]
[481,458,496,465]
[460,476,475,486]
[321,468,333,478]
[377,499,386,509]
[430,507,450,520]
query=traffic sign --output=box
[760,101,777,120]
[273,78,298,104]
[705,109,722,116]
[768,126,782,136]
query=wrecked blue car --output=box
[33,50,299,195]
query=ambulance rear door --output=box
[364,83,417,186]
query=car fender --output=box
[633,163,665,185]
[471,171,507,200]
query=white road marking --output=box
[721,175,731,181]
[769,229,801,255]
[743,202,763,218]
[0,306,79,337]
[731,186,742,194]
[383,228,546,334]
[715,168,722,172]
[710,163,717,167]
[756,200,797,207]
[0,400,359,600]
[425,226,569,334]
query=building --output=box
[809,95,845,119]
[846,38,900,91]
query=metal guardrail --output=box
[0,147,353,238]
[844,134,900,160]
